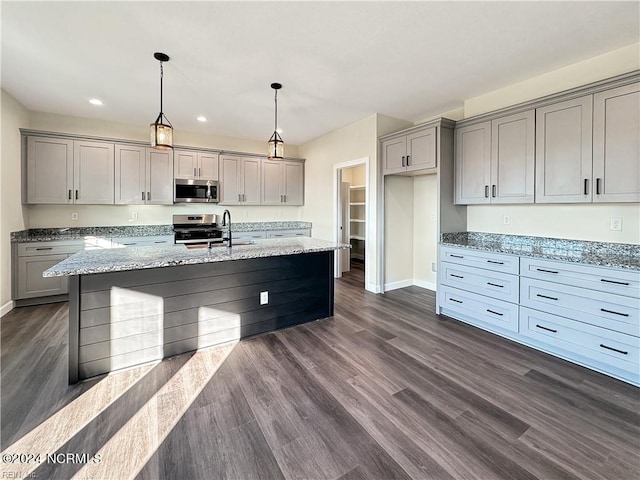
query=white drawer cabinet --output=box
[233,231,267,242]
[266,229,311,238]
[440,246,519,275]
[440,262,519,304]
[520,307,639,376]
[110,235,174,247]
[440,285,519,332]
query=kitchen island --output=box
[44,238,349,383]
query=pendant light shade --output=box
[150,52,173,150]
[268,82,284,160]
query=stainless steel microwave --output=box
[174,179,219,203]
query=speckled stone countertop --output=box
[11,221,312,243]
[441,232,639,271]
[44,237,348,277]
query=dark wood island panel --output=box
[68,251,334,382]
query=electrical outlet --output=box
[503,215,511,225]
[260,291,269,305]
[430,213,436,221]
[71,212,79,220]
[610,218,622,231]
[131,211,138,220]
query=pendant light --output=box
[150,52,173,150]
[267,82,284,160]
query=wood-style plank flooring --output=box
[1,264,639,479]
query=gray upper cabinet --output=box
[27,136,114,205]
[535,95,593,203]
[261,160,304,205]
[593,82,640,203]
[27,136,73,204]
[490,110,535,204]
[219,155,261,205]
[115,145,173,205]
[382,126,436,175]
[174,150,219,180]
[454,121,491,204]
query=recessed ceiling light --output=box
[89,98,103,106]
[197,116,207,122]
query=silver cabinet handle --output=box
[194,168,196,177]
[75,190,79,200]
[485,185,489,198]
[198,168,201,177]
[406,155,410,166]
[584,178,588,195]
[68,189,72,200]
[492,185,496,197]
[238,193,241,202]
[401,155,406,167]
[147,192,151,201]
[284,194,286,203]
[142,192,145,201]
[36,247,53,251]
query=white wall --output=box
[25,111,302,228]
[463,43,640,244]
[1,90,30,312]
[384,176,414,289]
[413,174,438,289]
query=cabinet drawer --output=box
[520,307,639,375]
[520,277,639,337]
[234,231,267,241]
[521,257,640,298]
[17,241,83,256]
[440,285,519,332]
[110,235,174,247]
[267,229,311,238]
[440,245,519,274]
[440,261,519,304]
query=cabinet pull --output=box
[601,279,629,286]
[484,185,489,198]
[142,192,145,201]
[199,168,201,177]
[583,178,588,195]
[194,168,197,177]
[487,282,504,288]
[536,293,558,301]
[450,298,463,304]
[486,309,503,316]
[487,260,504,265]
[450,254,464,259]
[243,194,246,202]
[600,344,628,355]
[600,308,629,317]
[596,177,601,195]
[36,247,53,251]
[401,155,406,167]
[68,189,72,200]
[406,155,410,166]
[122,243,136,246]
[491,185,496,197]
[75,190,79,200]
[147,192,151,201]
[280,194,283,202]
[537,268,558,274]
[450,274,464,279]
[238,194,241,202]
[536,324,557,333]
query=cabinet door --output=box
[115,145,146,204]
[198,153,219,180]
[17,254,68,299]
[381,137,407,175]
[27,136,73,204]
[407,127,436,172]
[146,149,173,205]
[174,150,198,179]
[454,121,491,204]
[283,161,304,205]
[491,110,535,204]
[241,157,262,205]
[593,83,640,203]
[219,156,241,204]
[261,160,283,205]
[535,96,593,203]
[73,141,114,204]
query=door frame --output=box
[333,157,370,284]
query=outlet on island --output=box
[260,291,269,305]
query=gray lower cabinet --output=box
[593,82,640,203]
[437,244,640,385]
[266,229,311,238]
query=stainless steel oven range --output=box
[172,214,223,245]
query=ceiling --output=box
[2,1,638,146]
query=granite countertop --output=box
[441,232,640,271]
[11,221,313,243]
[43,237,348,277]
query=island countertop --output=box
[44,237,349,277]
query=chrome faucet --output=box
[222,209,232,249]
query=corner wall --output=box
[463,43,640,244]
[1,90,30,313]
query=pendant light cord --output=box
[159,61,164,115]
[274,88,278,132]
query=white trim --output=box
[383,279,414,291]
[414,279,437,292]
[1,300,15,318]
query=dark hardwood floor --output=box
[1,267,639,479]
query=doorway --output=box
[334,158,369,287]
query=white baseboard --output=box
[413,279,437,292]
[1,300,15,318]
[366,282,382,294]
[384,279,414,291]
